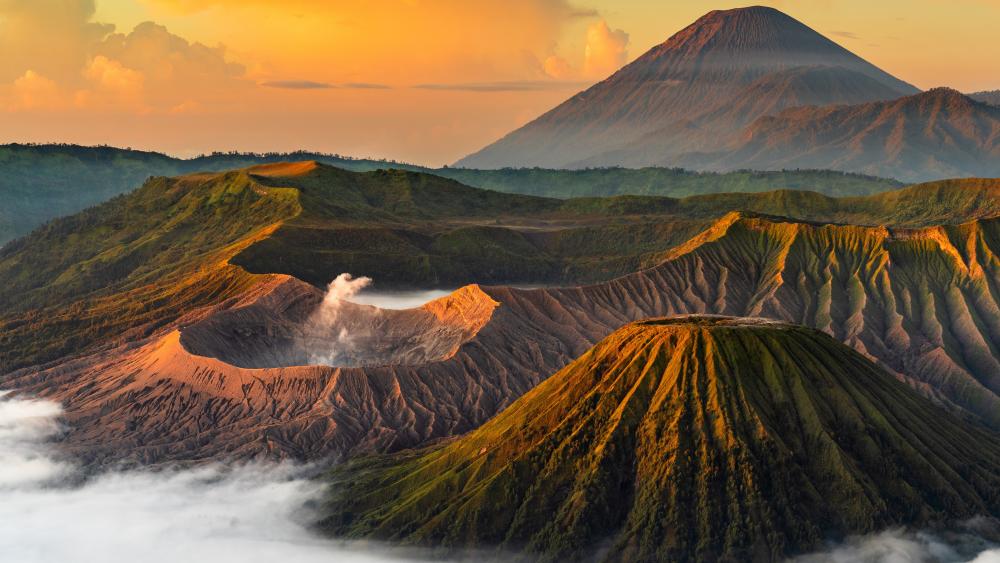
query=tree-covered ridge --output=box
[0,143,902,245]
[1,161,999,373]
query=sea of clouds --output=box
[0,391,430,563]
[3,299,1000,563]
[792,527,1000,562]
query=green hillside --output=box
[320,317,1000,562]
[236,171,1000,288]
[2,161,1000,374]
[437,167,902,199]
[0,169,300,372]
[0,144,902,245]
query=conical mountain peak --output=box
[455,7,917,170]
[651,5,840,58]
[321,316,1000,562]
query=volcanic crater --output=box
[179,281,498,369]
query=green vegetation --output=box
[235,170,1000,288]
[320,318,1000,562]
[232,165,715,287]
[0,169,299,372]
[2,161,999,373]
[0,144,901,245]
[437,167,902,199]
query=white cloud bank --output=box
[1,387,997,563]
[791,526,1000,562]
[0,391,430,563]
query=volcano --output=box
[456,6,917,170]
[320,317,1000,562]
[708,87,1000,181]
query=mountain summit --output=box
[320,317,1000,562]
[456,7,917,169]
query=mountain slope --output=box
[456,6,916,169]
[7,160,917,372]
[971,90,1000,107]
[0,144,900,246]
[320,317,1000,562]
[707,88,1000,182]
[0,168,301,372]
[11,207,1000,465]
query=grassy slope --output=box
[2,163,999,373]
[436,167,902,199]
[0,144,901,245]
[0,170,300,372]
[232,166,714,287]
[320,318,1000,562]
[235,172,1000,288]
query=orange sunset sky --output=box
[2,0,998,165]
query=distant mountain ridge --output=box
[456,6,918,169]
[0,143,900,245]
[971,90,1000,106]
[456,7,1000,183]
[701,87,1000,181]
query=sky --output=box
[0,0,998,166]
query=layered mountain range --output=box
[972,90,1000,106]
[5,163,1000,466]
[320,317,1000,562]
[706,88,1000,180]
[457,7,1000,183]
[0,143,898,246]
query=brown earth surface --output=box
[9,211,1000,466]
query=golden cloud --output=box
[583,20,629,79]
[0,0,247,113]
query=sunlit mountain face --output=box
[2,2,1000,562]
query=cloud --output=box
[347,289,452,310]
[342,83,391,90]
[76,55,147,111]
[261,80,334,89]
[7,71,65,111]
[830,30,861,39]
[2,390,998,563]
[413,80,590,92]
[97,21,245,79]
[791,527,1000,563]
[0,0,113,83]
[0,2,247,113]
[543,55,574,80]
[583,20,629,79]
[0,392,441,563]
[94,20,246,108]
[0,391,68,487]
[259,81,391,90]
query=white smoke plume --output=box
[0,392,434,563]
[304,273,372,366]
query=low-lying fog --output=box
[348,288,453,310]
[1,388,997,562]
[0,391,429,563]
